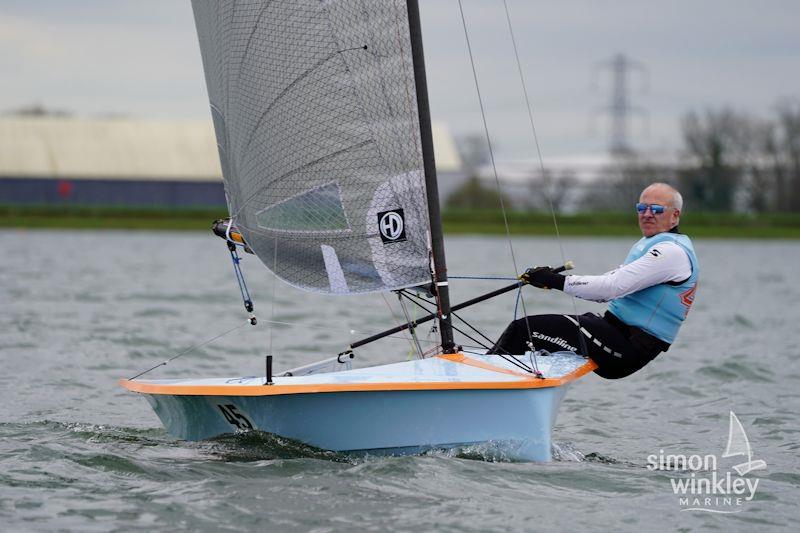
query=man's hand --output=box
[519,266,566,291]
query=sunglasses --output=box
[636,203,670,215]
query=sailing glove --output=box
[520,266,565,291]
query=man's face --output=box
[638,186,680,237]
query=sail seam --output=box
[240,51,343,160]
[232,140,373,221]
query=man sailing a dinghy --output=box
[489,183,698,379]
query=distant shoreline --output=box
[2,205,799,238]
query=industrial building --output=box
[0,116,464,208]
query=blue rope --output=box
[229,247,254,313]
[449,275,517,281]
[449,274,524,321]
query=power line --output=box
[593,53,648,155]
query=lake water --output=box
[1,230,798,531]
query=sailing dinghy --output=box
[121,0,596,461]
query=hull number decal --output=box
[217,403,254,430]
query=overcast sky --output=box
[2,0,799,162]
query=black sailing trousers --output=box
[488,313,661,379]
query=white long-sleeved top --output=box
[563,241,692,303]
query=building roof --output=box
[0,116,461,181]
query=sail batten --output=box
[193,0,433,294]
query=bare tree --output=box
[575,101,800,214]
[527,169,578,212]
[773,99,800,211]
[455,133,491,179]
[703,100,800,213]
[580,153,676,210]
[445,176,509,210]
[679,108,754,211]
[737,118,776,212]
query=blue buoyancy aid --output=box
[607,232,698,344]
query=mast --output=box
[406,0,455,353]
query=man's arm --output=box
[562,242,692,302]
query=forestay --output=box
[192,0,433,294]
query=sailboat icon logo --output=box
[648,410,766,512]
[722,411,767,476]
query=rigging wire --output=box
[269,236,278,357]
[513,285,523,320]
[404,293,520,362]
[398,290,534,374]
[128,319,253,380]
[501,0,567,264]
[128,311,481,382]
[501,0,587,354]
[400,290,496,353]
[397,293,427,359]
[381,291,423,358]
[456,0,540,374]
[455,1,521,280]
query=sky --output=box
[2,0,799,163]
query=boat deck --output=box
[120,351,597,396]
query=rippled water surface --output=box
[2,230,798,531]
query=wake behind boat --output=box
[121,0,596,461]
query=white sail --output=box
[722,411,767,476]
[191,0,432,294]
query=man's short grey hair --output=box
[646,182,683,211]
[670,188,683,211]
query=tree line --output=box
[449,99,800,213]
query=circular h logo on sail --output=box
[378,209,406,243]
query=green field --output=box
[442,209,800,238]
[2,205,800,238]
[0,205,227,231]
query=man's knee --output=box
[594,364,637,379]
[593,353,658,379]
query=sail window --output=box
[255,183,351,233]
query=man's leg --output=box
[490,314,586,356]
[489,314,656,379]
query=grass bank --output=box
[442,209,800,238]
[0,205,226,231]
[2,205,800,238]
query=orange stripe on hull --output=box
[119,355,597,397]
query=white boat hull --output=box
[144,386,568,460]
[123,352,595,461]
